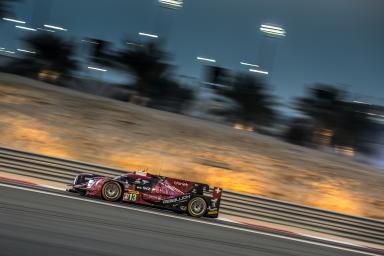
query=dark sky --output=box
[4,0,384,108]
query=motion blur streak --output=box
[138,32,159,38]
[15,25,36,31]
[17,49,36,54]
[88,66,107,72]
[240,62,259,67]
[43,24,68,31]
[2,17,25,23]
[249,68,269,75]
[197,56,216,62]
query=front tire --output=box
[187,197,207,218]
[101,181,122,201]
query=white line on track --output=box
[0,182,380,256]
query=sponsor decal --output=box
[210,198,218,208]
[124,192,138,201]
[162,194,191,204]
[128,189,139,195]
[173,181,189,187]
[137,186,151,192]
[208,210,218,215]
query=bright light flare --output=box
[249,69,269,75]
[197,57,216,63]
[44,24,68,31]
[353,100,371,105]
[240,62,259,68]
[159,0,183,8]
[2,17,26,24]
[138,32,159,38]
[15,25,36,31]
[17,49,36,54]
[88,66,107,72]
[0,49,15,54]
[260,24,286,37]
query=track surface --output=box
[0,185,373,256]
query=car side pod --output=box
[205,187,223,218]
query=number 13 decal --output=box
[127,193,137,201]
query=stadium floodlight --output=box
[260,24,286,37]
[88,66,107,72]
[159,0,183,9]
[2,17,26,24]
[15,25,37,31]
[17,49,36,54]
[197,56,216,63]
[240,62,259,68]
[249,68,269,75]
[138,32,159,38]
[44,24,68,31]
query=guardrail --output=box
[0,146,383,245]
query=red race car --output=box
[67,171,222,218]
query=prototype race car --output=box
[67,171,222,218]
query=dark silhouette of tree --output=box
[9,33,78,83]
[148,77,194,113]
[294,84,379,155]
[0,0,16,17]
[217,73,276,128]
[285,118,313,146]
[86,38,115,67]
[115,41,194,112]
[296,85,345,133]
[116,41,170,96]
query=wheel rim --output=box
[190,199,205,215]
[104,183,120,199]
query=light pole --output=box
[31,0,53,28]
[257,24,286,77]
[152,0,183,45]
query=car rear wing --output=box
[204,187,223,218]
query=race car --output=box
[67,171,222,218]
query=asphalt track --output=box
[0,184,378,256]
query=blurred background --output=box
[0,0,383,217]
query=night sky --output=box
[2,0,384,108]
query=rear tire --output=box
[101,181,122,202]
[187,197,207,218]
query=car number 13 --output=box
[125,193,137,201]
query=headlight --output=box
[87,179,95,188]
